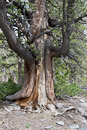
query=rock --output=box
[77,108,86,115]
[14,105,21,111]
[54,110,62,116]
[56,103,64,109]
[80,128,87,130]
[56,121,65,126]
[69,124,79,129]
[3,106,13,112]
[67,114,73,120]
[83,114,87,119]
[3,105,21,112]
[80,99,85,103]
[81,118,87,124]
[44,126,53,129]
[21,112,26,115]
[47,104,56,112]
[80,103,87,108]
[10,102,17,106]
[73,96,79,99]
[41,119,45,122]
[0,121,3,125]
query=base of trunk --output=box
[6,59,56,109]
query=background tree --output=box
[0,29,23,84]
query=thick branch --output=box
[0,8,34,64]
[50,46,61,57]
[45,38,69,58]
[68,54,87,70]
[28,25,60,44]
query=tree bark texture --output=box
[0,0,75,108]
[6,0,55,107]
[18,58,22,85]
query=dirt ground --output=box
[0,95,87,130]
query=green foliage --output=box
[25,123,32,128]
[0,78,22,100]
[54,58,83,98]
[55,83,83,98]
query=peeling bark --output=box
[45,38,55,102]
[6,61,35,101]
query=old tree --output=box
[0,0,87,109]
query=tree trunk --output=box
[45,39,55,102]
[18,57,22,85]
[6,0,55,108]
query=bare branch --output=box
[28,25,60,44]
[74,14,87,23]
[68,54,87,70]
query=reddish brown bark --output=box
[15,0,55,107]
[45,43,55,102]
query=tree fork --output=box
[3,0,57,109]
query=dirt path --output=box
[0,96,87,130]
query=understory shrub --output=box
[0,78,22,100]
[55,82,83,98]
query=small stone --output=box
[47,104,56,112]
[77,108,86,115]
[44,126,53,129]
[56,121,65,126]
[73,96,79,99]
[81,118,87,124]
[80,103,87,108]
[56,103,64,109]
[3,106,13,112]
[41,119,45,122]
[67,114,73,120]
[21,112,26,115]
[54,110,59,116]
[80,99,85,103]
[3,105,21,112]
[69,124,79,129]
[10,102,17,106]
[0,121,3,125]
[14,106,21,111]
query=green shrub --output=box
[54,58,83,98]
[0,78,22,100]
[55,83,83,98]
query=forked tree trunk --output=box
[6,0,55,108]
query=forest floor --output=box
[0,95,87,130]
